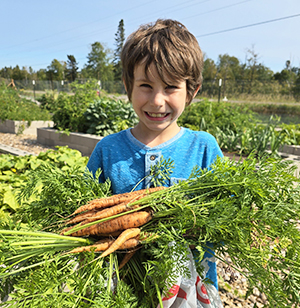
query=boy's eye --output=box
[166,85,178,89]
[140,83,152,88]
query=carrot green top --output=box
[86,127,223,290]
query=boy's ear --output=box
[123,78,127,92]
[187,84,201,104]
[192,84,202,99]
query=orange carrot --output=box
[68,237,140,254]
[67,211,152,237]
[66,209,98,225]
[100,228,141,258]
[84,203,141,223]
[119,249,137,269]
[68,238,114,254]
[115,237,140,250]
[97,231,122,237]
[59,221,87,235]
[73,187,166,214]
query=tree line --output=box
[0,20,125,85]
[1,19,300,99]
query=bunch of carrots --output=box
[1,155,300,307]
[60,186,166,267]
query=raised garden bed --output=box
[0,119,53,136]
[37,127,103,157]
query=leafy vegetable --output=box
[1,154,300,307]
[0,146,89,225]
[83,98,138,136]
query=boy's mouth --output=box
[146,112,170,118]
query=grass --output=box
[256,113,300,125]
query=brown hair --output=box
[121,19,203,105]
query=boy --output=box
[87,19,223,305]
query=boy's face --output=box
[130,62,188,143]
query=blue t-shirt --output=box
[87,127,223,193]
[87,127,223,289]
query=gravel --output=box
[0,132,56,155]
[0,132,283,307]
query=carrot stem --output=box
[155,282,163,308]
[0,230,90,243]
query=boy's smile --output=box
[145,112,170,119]
[130,62,188,146]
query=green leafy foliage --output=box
[281,122,300,145]
[0,147,89,225]
[1,155,300,307]
[38,90,59,112]
[0,83,51,122]
[0,249,139,308]
[215,116,294,156]
[83,98,138,136]
[178,99,256,134]
[51,80,99,132]
[17,165,110,230]
[46,81,138,135]
[149,156,175,187]
[179,100,295,156]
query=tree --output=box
[0,66,13,79]
[65,55,79,81]
[46,59,66,89]
[46,59,66,81]
[36,68,47,80]
[216,54,241,97]
[83,42,114,81]
[113,19,125,81]
[292,73,300,101]
[12,65,24,80]
[202,57,218,97]
[244,46,260,93]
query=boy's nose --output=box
[150,90,165,107]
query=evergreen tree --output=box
[83,42,114,81]
[113,19,125,81]
[0,66,13,79]
[65,55,79,81]
[12,65,23,80]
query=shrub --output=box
[84,98,138,136]
[51,80,99,132]
[38,91,59,112]
[0,82,51,122]
[179,99,294,156]
[178,99,257,135]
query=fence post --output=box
[32,80,35,99]
[218,79,222,103]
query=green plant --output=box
[0,83,51,122]
[38,90,59,112]
[51,80,99,132]
[1,155,300,307]
[178,99,256,135]
[179,100,299,155]
[215,116,293,156]
[84,98,138,136]
[0,146,89,224]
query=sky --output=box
[1,0,300,75]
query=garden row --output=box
[3,78,300,223]
[1,81,300,306]
[3,80,300,158]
